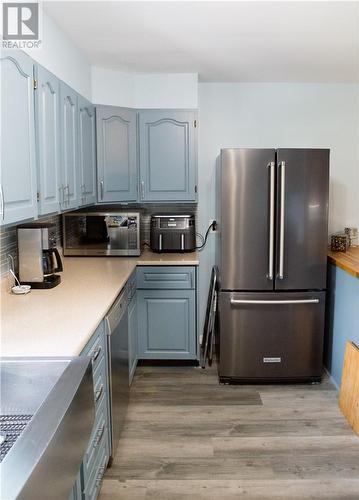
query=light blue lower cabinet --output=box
[128,290,138,384]
[69,471,82,500]
[83,440,109,500]
[137,289,196,360]
[70,320,110,500]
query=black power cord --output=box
[196,220,217,250]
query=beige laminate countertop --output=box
[0,249,199,358]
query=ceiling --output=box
[44,1,359,83]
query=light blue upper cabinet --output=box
[0,50,37,225]
[60,82,79,210]
[35,65,62,215]
[96,106,137,203]
[138,110,197,202]
[78,96,97,206]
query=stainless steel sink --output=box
[0,357,94,500]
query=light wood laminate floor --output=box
[99,366,359,499]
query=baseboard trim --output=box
[323,366,340,391]
[138,359,199,367]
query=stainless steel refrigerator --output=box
[217,148,329,383]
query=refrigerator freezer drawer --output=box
[218,291,326,382]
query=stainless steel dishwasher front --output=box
[106,287,129,462]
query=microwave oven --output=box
[63,212,141,256]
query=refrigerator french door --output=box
[218,148,329,382]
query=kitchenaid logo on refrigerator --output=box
[2,2,42,49]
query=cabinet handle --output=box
[100,180,104,200]
[95,384,104,403]
[92,345,102,362]
[80,184,86,204]
[0,184,4,220]
[63,185,70,205]
[61,185,66,206]
[140,180,145,200]
[94,423,105,448]
[95,460,106,488]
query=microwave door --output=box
[86,216,108,245]
[107,217,128,251]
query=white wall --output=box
[91,67,136,107]
[92,66,198,108]
[197,82,359,329]
[24,11,92,99]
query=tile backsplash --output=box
[0,203,197,277]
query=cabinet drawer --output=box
[82,321,106,373]
[137,266,195,289]
[82,401,108,485]
[83,440,108,500]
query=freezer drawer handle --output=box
[267,161,275,280]
[230,298,319,305]
[278,160,286,279]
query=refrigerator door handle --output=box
[267,161,275,280]
[230,298,319,305]
[278,160,286,279]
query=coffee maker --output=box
[17,223,63,289]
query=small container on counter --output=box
[331,233,350,252]
[344,227,358,247]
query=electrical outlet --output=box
[209,219,217,231]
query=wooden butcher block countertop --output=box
[328,246,359,279]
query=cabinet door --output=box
[0,51,37,225]
[78,96,96,206]
[36,65,62,215]
[139,110,197,201]
[96,106,137,202]
[60,82,79,210]
[138,289,196,359]
[128,292,138,385]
